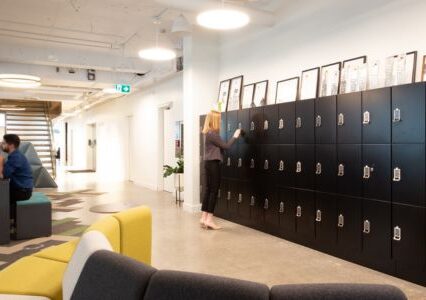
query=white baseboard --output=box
[132,181,158,191]
[183,202,201,213]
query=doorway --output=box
[127,115,134,182]
[86,123,97,171]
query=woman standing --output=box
[201,110,241,229]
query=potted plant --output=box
[163,157,184,201]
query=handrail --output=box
[44,102,56,179]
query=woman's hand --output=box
[233,129,241,138]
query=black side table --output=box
[0,179,10,244]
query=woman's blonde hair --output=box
[202,110,221,134]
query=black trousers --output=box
[10,188,32,220]
[202,160,221,214]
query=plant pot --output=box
[174,173,184,192]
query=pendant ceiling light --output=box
[0,74,41,88]
[197,1,250,30]
[139,18,176,61]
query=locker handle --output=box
[264,120,269,131]
[393,108,401,123]
[316,210,322,222]
[250,121,255,131]
[217,189,221,198]
[250,159,255,169]
[227,191,231,200]
[337,113,344,126]
[264,198,269,210]
[264,160,269,170]
[393,167,401,182]
[250,196,255,206]
[363,111,371,125]
[296,205,302,217]
[278,160,284,171]
[393,226,401,241]
[238,193,243,204]
[238,158,242,168]
[296,161,302,173]
[227,123,231,132]
[315,162,322,175]
[296,117,302,128]
[363,220,371,234]
[315,115,322,127]
[238,122,242,129]
[278,118,284,130]
[363,165,373,179]
[338,214,344,227]
[337,164,345,176]
[227,157,231,167]
[279,202,284,213]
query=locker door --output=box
[362,145,391,202]
[362,199,392,274]
[315,96,337,144]
[237,109,250,144]
[227,180,238,221]
[336,196,362,262]
[315,192,337,254]
[362,88,391,144]
[260,144,277,177]
[295,144,315,190]
[200,115,206,156]
[247,145,261,182]
[263,105,279,144]
[315,144,337,193]
[278,189,296,240]
[337,92,361,144]
[248,185,262,230]
[392,82,425,144]
[276,145,295,188]
[236,183,251,226]
[220,112,227,141]
[295,99,315,144]
[215,179,228,218]
[262,187,280,235]
[336,144,362,197]
[237,143,250,180]
[223,150,235,179]
[226,110,239,140]
[392,204,426,285]
[278,102,295,144]
[249,107,263,144]
[295,190,316,245]
[200,161,205,204]
[392,144,425,207]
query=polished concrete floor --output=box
[42,172,426,299]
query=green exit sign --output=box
[115,84,131,94]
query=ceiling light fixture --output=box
[197,1,250,30]
[0,74,41,89]
[138,18,176,61]
[102,87,120,94]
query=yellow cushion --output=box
[113,206,151,265]
[85,216,121,253]
[0,256,67,300]
[33,239,79,263]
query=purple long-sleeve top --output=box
[203,131,236,162]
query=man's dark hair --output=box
[3,134,20,148]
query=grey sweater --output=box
[203,131,236,162]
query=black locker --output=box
[392,83,425,144]
[315,144,337,193]
[237,143,250,180]
[247,185,262,230]
[260,144,277,177]
[220,112,227,141]
[336,196,362,262]
[362,145,391,202]
[361,199,392,273]
[295,144,315,190]
[238,109,250,144]
[215,179,228,218]
[392,144,425,207]
[200,115,206,156]
[226,110,239,139]
[315,96,337,144]
[246,144,261,182]
[362,88,391,144]
[200,161,205,204]
[223,149,236,179]
[263,105,279,144]
[392,204,426,285]
[261,186,280,235]
[295,190,316,245]
[337,92,361,144]
[295,99,315,144]
[315,192,337,254]
[249,107,263,144]
[236,183,251,225]
[278,189,297,240]
[276,145,295,188]
[227,180,239,221]
[278,102,296,144]
[336,144,362,197]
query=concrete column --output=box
[183,28,219,213]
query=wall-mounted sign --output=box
[115,84,131,94]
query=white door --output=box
[163,109,174,192]
[86,124,97,171]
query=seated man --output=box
[0,134,33,217]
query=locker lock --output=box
[264,120,269,131]
[393,108,401,123]
[316,210,322,222]
[337,113,345,126]
[238,193,243,204]
[278,118,284,130]
[315,162,322,175]
[250,159,255,169]
[238,122,242,129]
[315,115,322,127]
[227,157,231,167]
[264,160,269,170]
[238,158,242,168]
[338,214,345,228]
[227,191,231,201]
[363,165,374,179]
[250,121,255,131]
[278,160,284,171]
[217,189,221,198]
[296,161,302,173]
[363,111,371,125]
[393,167,401,182]
[296,117,302,128]
[250,196,256,206]
[363,220,371,234]
[264,198,269,210]
[337,164,345,177]
[279,202,284,213]
[227,123,231,132]
[296,206,302,217]
[393,226,402,241]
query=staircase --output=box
[5,102,56,178]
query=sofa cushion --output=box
[85,216,121,253]
[71,250,157,300]
[33,239,79,263]
[144,270,270,300]
[270,283,407,300]
[0,295,50,300]
[0,256,67,300]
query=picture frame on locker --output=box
[384,51,417,87]
[300,67,319,100]
[275,77,299,103]
[320,62,341,97]
[340,55,367,94]
[227,75,244,111]
[242,83,255,109]
[218,79,230,112]
[422,55,426,82]
[253,80,269,107]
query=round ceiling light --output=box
[138,47,176,61]
[0,74,41,88]
[197,9,250,30]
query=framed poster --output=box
[217,80,230,112]
[342,55,367,69]
[253,80,268,106]
[385,51,417,86]
[422,55,426,82]
[275,77,299,103]
[368,60,381,90]
[320,62,341,97]
[300,67,319,100]
[227,75,243,111]
[242,84,255,108]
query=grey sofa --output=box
[71,250,407,300]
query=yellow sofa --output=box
[0,206,152,300]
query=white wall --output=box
[64,72,183,189]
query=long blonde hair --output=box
[202,110,221,134]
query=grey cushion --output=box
[144,270,270,300]
[270,283,407,300]
[71,250,156,300]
